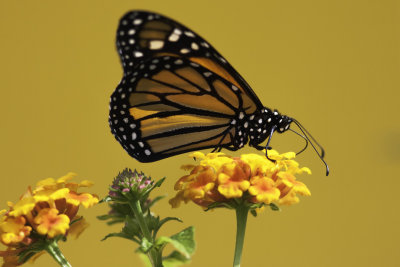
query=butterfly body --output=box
[109,11,293,163]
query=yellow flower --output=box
[34,173,93,193]
[170,165,221,208]
[65,191,99,208]
[240,153,275,175]
[169,191,186,209]
[34,208,70,238]
[190,151,234,171]
[217,161,250,198]
[171,150,311,211]
[8,197,36,217]
[0,216,32,245]
[248,176,280,204]
[33,172,76,193]
[33,188,70,203]
[0,173,97,266]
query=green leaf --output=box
[153,177,166,188]
[162,250,191,267]
[106,218,126,225]
[99,196,112,203]
[205,202,234,211]
[17,238,50,264]
[140,237,153,253]
[96,214,112,220]
[250,209,258,217]
[70,216,83,225]
[159,217,182,227]
[269,203,280,211]
[101,232,139,243]
[156,226,195,258]
[153,217,183,238]
[18,251,39,264]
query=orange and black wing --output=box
[109,11,263,162]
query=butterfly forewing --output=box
[116,11,262,106]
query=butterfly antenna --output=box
[293,119,325,158]
[289,128,308,155]
[292,119,330,176]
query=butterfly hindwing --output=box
[110,56,242,161]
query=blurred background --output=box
[0,0,398,266]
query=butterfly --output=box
[108,10,329,175]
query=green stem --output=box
[233,205,249,267]
[45,240,71,267]
[129,200,163,267]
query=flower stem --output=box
[233,205,249,267]
[129,200,162,267]
[45,240,71,267]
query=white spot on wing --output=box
[134,51,143,57]
[180,48,190,54]
[169,33,180,42]
[149,40,164,50]
[133,19,142,25]
[184,31,195,37]
[191,42,199,50]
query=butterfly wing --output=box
[109,11,263,162]
[115,10,263,109]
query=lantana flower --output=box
[170,150,311,209]
[170,150,313,267]
[0,173,98,267]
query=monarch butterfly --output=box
[109,10,329,175]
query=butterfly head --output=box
[275,113,293,133]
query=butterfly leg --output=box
[264,126,277,162]
[211,128,234,153]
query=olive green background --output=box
[0,0,399,266]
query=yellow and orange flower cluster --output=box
[0,173,98,265]
[170,150,311,210]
